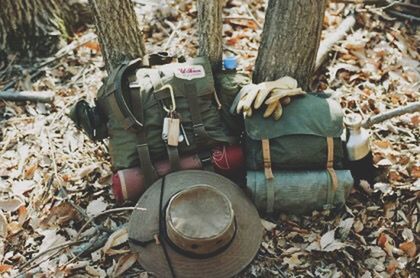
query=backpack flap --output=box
[244,93,344,140]
[244,94,345,171]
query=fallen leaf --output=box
[320,229,347,252]
[112,253,138,277]
[12,180,35,195]
[399,241,416,257]
[386,260,398,274]
[0,264,12,273]
[0,199,23,212]
[86,197,108,217]
[102,228,128,255]
[261,219,276,231]
[7,221,22,235]
[0,211,8,238]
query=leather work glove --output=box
[235,76,305,120]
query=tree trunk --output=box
[253,0,327,90]
[88,0,146,73]
[0,0,91,60]
[197,0,223,72]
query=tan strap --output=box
[262,139,274,180]
[326,137,338,191]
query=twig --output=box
[75,207,146,241]
[362,101,420,128]
[19,240,87,271]
[386,9,420,22]
[2,32,97,91]
[245,4,263,29]
[315,15,356,71]
[0,90,54,102]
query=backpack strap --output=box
[261,139,274,180]
[326,137,338,192]
[183,82,213,147]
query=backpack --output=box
[244,93,345,177]
[93,55,235,186]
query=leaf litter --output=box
[0,0,418,277]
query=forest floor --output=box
[0,0,418,277]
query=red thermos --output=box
[112,145,244,203]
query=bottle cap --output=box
[223,56,237,70]
[344,113,362,129]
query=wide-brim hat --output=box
[128,170,263,278]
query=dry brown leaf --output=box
[399,241,416,258]
[0,264,13,273]
[112,253,138,277]
[0,199,23,212]
[102,228,128,255]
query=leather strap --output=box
[131,87,158,188]
[113,59,144,130]
[183,83,211,147]
[166,145,180,171]
[261,139,274,180]
[326,137,338,192]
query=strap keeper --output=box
[326,137,338,191]
[262,139,274,180]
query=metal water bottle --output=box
[344,114,375,185]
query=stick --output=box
[75,207,146,241]
[362,101,420,128]
[315,15,356,71]
[19,240,87,271]
[0,90,54,102]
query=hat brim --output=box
[128,170,263,278]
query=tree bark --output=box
[197,0,223,72]
[253,0,327,90]
[0,0,91,59]
[88,0,146,73]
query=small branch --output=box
[19,240,87,271]
[386,9,420,22]
[315,15,356,71]
[75,207,146,241]
[0,90,54,102]
[362,101,420,128]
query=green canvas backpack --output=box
[92,55,235,185]
[243,93,345,176]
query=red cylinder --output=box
[211,145,245,178]
[112,145,245,203]
[112,154,202,203]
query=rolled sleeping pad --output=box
[112,145,245,203]
[246,170,354,215]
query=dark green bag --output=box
[214,70,250,136]
[96,56,234,185]
[244,93,345,171]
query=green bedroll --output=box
[246,170,354,214]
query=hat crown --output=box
[166,185,236,255]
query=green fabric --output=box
[246,170,354,214]
[214,70,250,136]
[97,57,233,171]
[244,93,345,170]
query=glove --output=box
[235,76,305,120]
